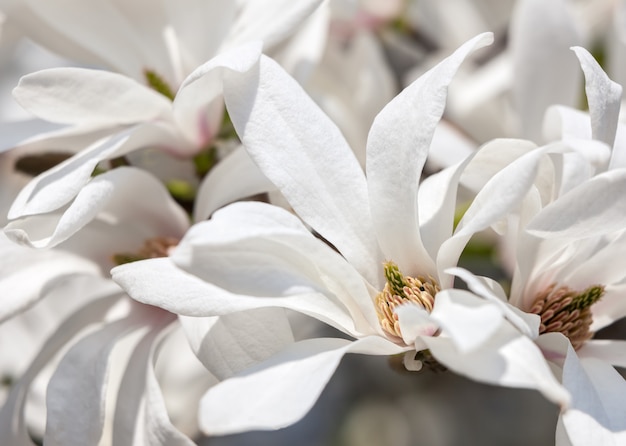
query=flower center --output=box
[529,283,605,350]
[112,236,179,265]
[375,261,440,342]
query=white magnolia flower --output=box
[113,33,569,435]
[450,46,626,446]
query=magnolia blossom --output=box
[112,33,571,435]
[450,46,626,446]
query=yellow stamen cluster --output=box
[529,283,605,350]
[375,261,440,342]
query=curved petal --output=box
[510,0,582,141]
[437,147,547,286]
[560,354,626,446]
[14,67,171,125]
[0,287,122,446]
[447,267,540,338]
[429,289,505,353]
[366,32,493,276]
[578,340,626,369]
[223,53,381,286]
[527,169,626,239]
[572,47,622,149]
[198,336,404,435]
[174,201,381,335]
[179,307,294,380]
[173,41,263,148]
[19,0,154,78]
[193,145,275,222]
[223,0,324,51]
[0,234,100,322]
[8,121,183,219]
[43,315,141,446]
[424,321,570,408]
[5,167,189,253]
[113,257,362,338]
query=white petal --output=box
[223,54,381,285]
[179,307,294,380]
[43,315,141,446]
[5,167,189,252]
[0,291,122,445]
[173,41,263,148]
[19,0,153,78]
[0,233,100,321]
[578,340,626,369]
[572,47,622,149]
[199,336,403,435]
[14,68,171,125]
[224,0,324,51]
[447,267,540,338]
[144,330,197,446]
[8,121,184,219]
[510,0,582,141]
[429,289,504,353]
[114,257,360,338]
[193,145,275,222]
[7,131,133,218]
[527,169,626,239]
[560,353,626,446]
[437,147,546,286]
[395,304,438,346]
[424,322,570,407]
[366,32,493,275]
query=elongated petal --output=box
[113,318,198,446]
[8,131,132,218]
[0,288,122,445]
[447,267,540,338]
[224,0,323,51]
[199,336,404,435]
[114,257,361,338]
[14,68,171,125]
[178,201,381,334]
[44,316,141,446]
[8,121,182,219]
[179,307,294,380]
[572,47,622,149]
[424,322,570,407]
[193,145,275,222]
[438,147,546,286]
[527,169,626,239]
[224,54,381,285]
[429,289,504,353]
[578,340,626,369]
[19,0,153,78]
[366,32,493,276]
[5,167,189,253]
[173,41,263,148]
[510,0,582,141]
[560,352,626,445]
[0,234,100,321]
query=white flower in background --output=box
[113,33,570,435]
[0,0,322,88]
